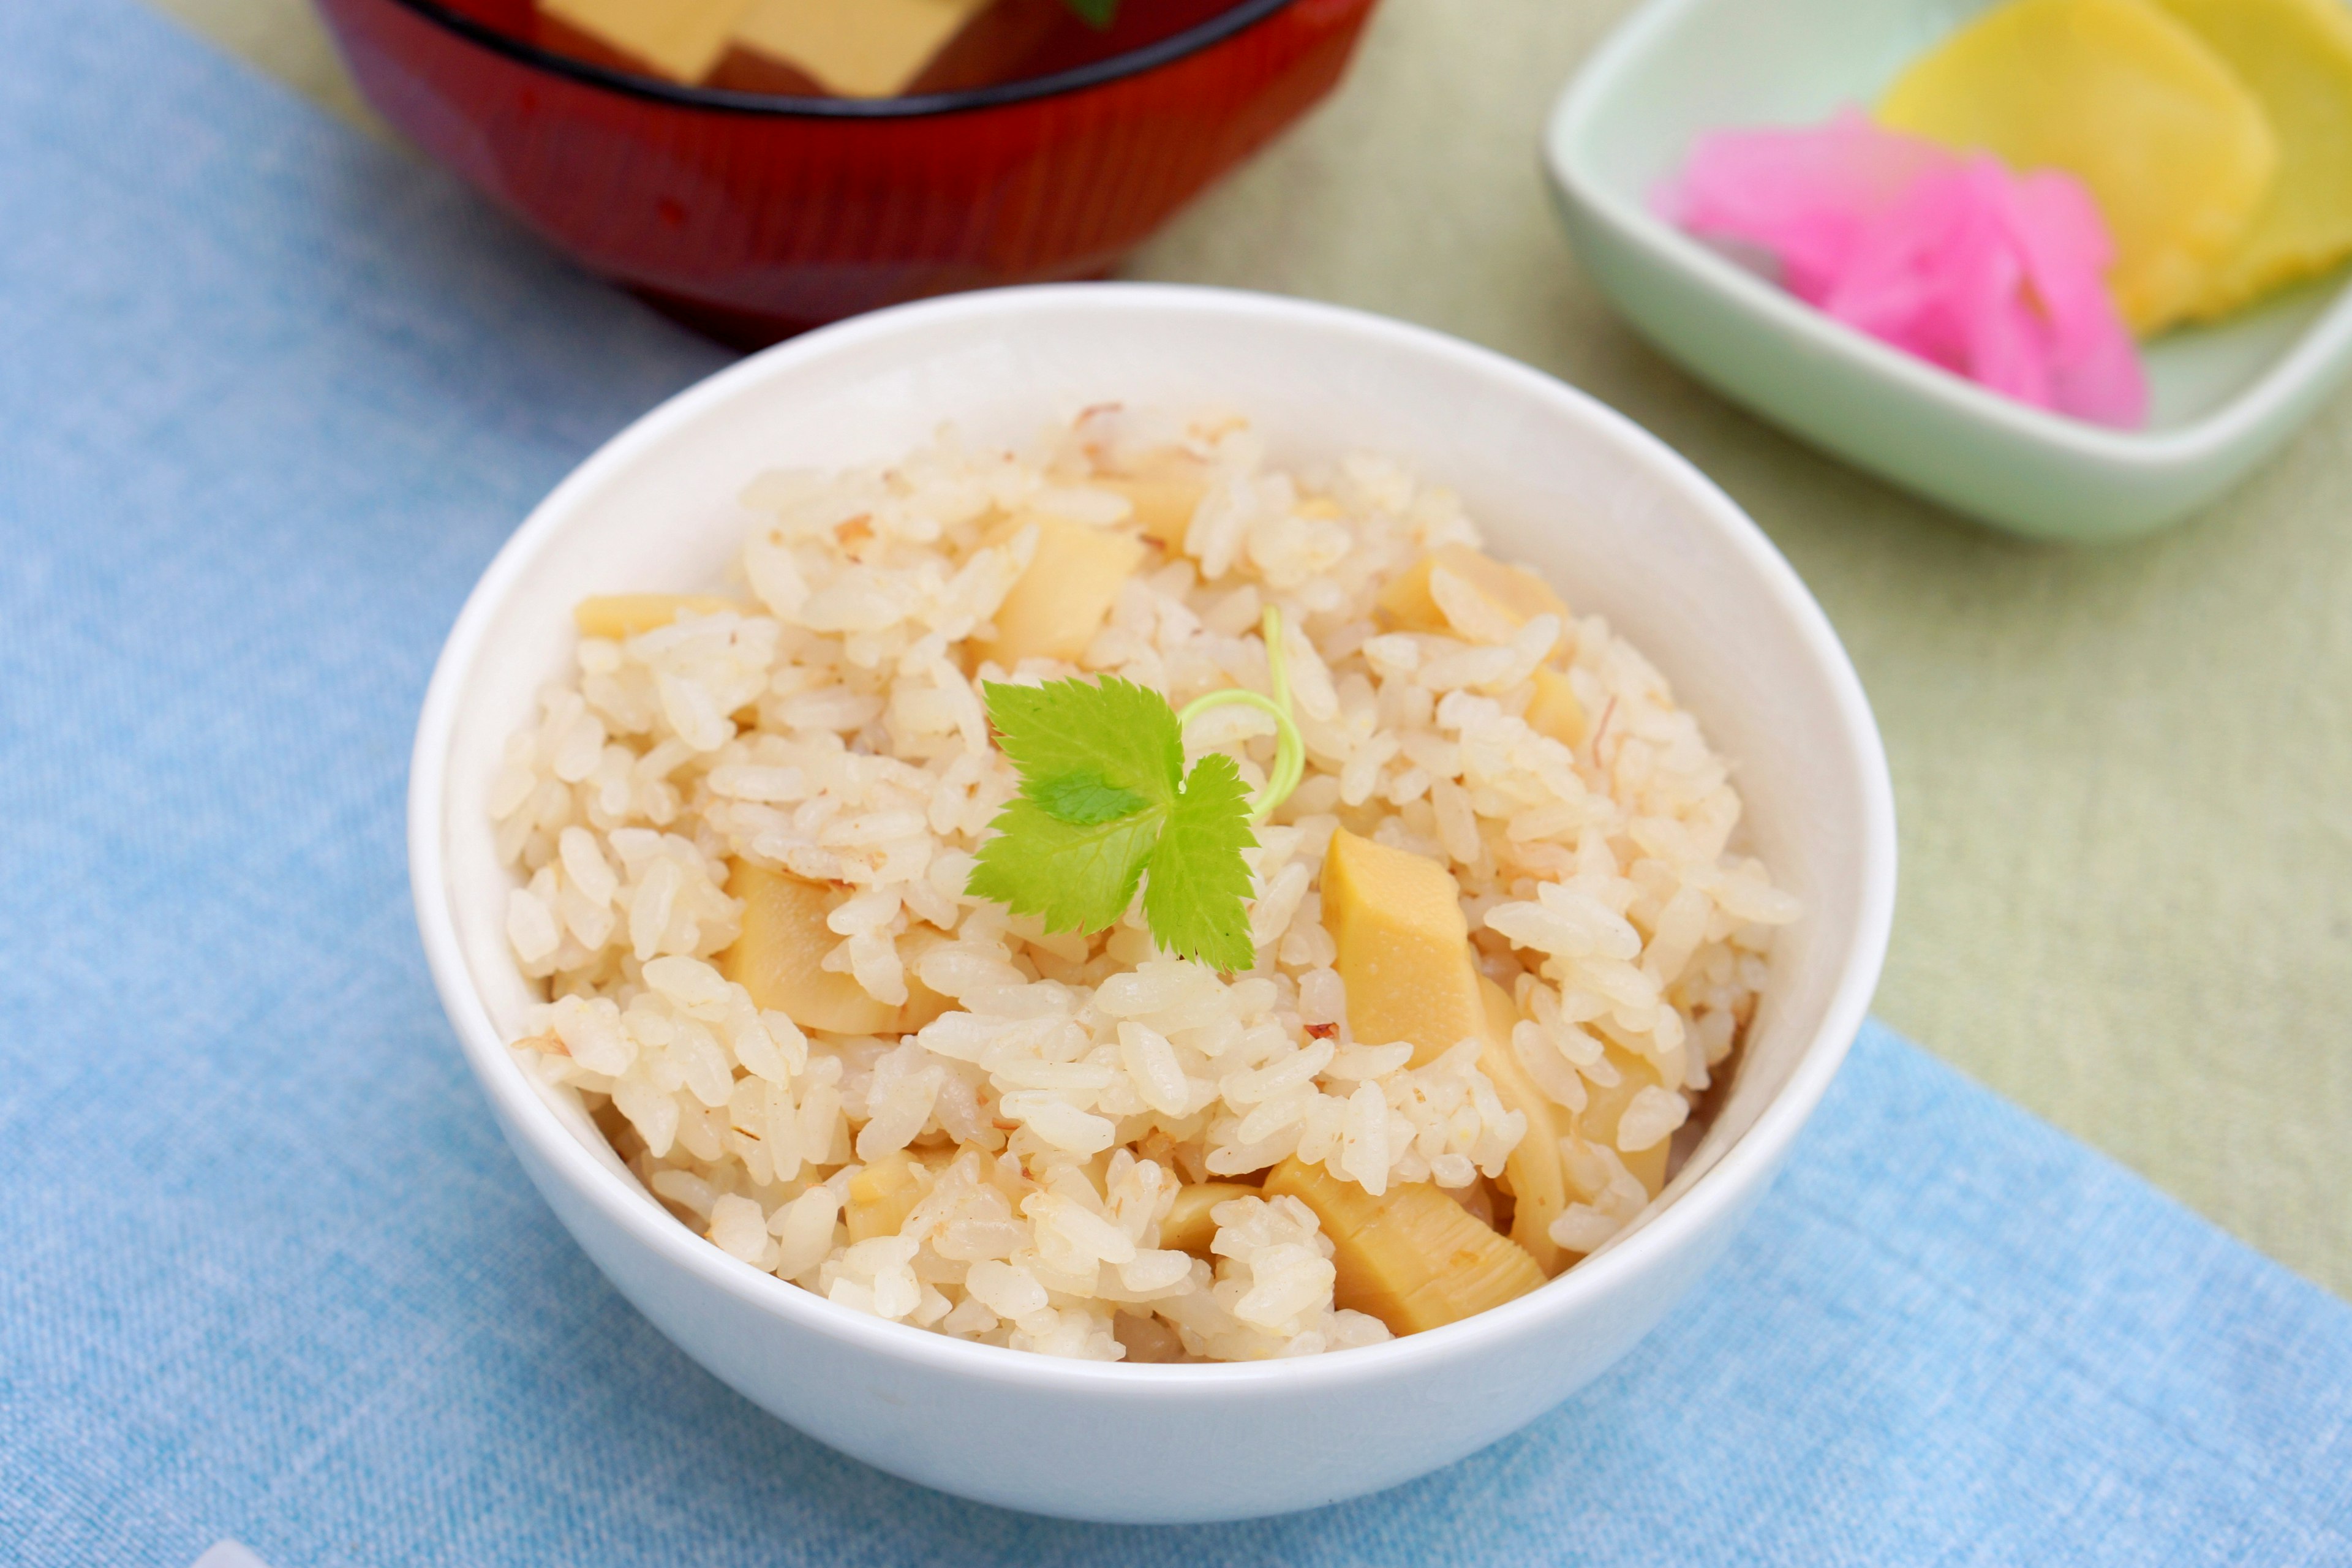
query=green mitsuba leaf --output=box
[1033,769,1151,826]
[1142,752,1259,971]
[965,796,1164,937]
[982,676,1180,810]
[967,672,1260,971]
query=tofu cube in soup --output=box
[718,0,997,97]
[536,0,752,82]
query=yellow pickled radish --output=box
[2149,0,2352,322]
[1879,0,2277,335]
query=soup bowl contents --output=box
[490,406,1798,1362]
[528,0,1235,99]
[312,0,1376,343]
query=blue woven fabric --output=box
[4,4,2350,1563]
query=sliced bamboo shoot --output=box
[1476,978,1572,1276]
[1525,665,1588,749]
[845,1149,939,1242]
[1264,1156,1544,1335]
[720,859,900,1036]
[971,513,1147,668]
[1095,472,1208,550]
[1376,545,1569,641]
[1156,1182,1257,1256]
[574,594,748,641]
[1574,1041,1673,1199]
[1320,828,1487,1071]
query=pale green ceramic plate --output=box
[1542,0,2352,543]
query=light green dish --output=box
[1541,0,2352,543]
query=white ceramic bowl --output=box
[409,284,1896,1523]
[1544,0,2352,544]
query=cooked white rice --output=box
[494,407,1796,1362]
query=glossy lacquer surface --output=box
[314,0,1376,342]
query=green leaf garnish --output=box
[965,793,1165,937]
[985,675,1181,815]
[1033,770,1151,826]
[1142,750,1259,973]
[964,609,1305,971]
[1060,0,1119,28]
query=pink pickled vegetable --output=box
[1657,110,2147,429]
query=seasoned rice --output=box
[493,407,1796,1362]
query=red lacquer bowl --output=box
[314,0,1378,344]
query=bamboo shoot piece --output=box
[1156,1182,1257,1256]
[721,859,902,1036]
[971,513,1147,669]
[575,594,749,641]
[1265,1156,1544,1335]
[1376,545,1568,641]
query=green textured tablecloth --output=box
[145,0,2352,1300]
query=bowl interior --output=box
[1557,0,2352,433]
[428,286,1892,1295]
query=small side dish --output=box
[1656,0,2352,427]
[491,408,1796,1362]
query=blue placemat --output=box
[4,4,2350,1564]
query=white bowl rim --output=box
[408,281,1898,1393]
[1542,0,2352,465]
